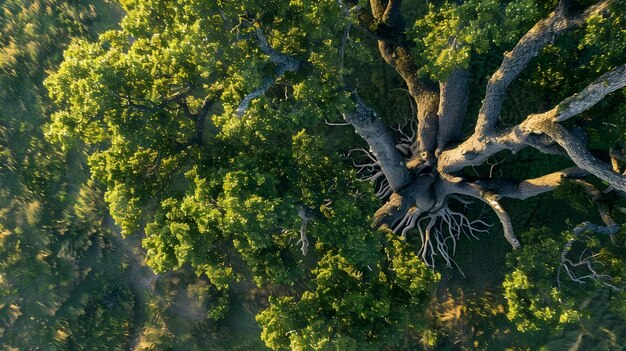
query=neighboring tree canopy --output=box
[0,1,138,349]
[44,0,626,349]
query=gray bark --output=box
[437,69,469,153]
[343,94,413,192]
[475,0,611,137]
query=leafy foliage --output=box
[257,236,439,351]
[504,227,626,333]
[412,0,554,79]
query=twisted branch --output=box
[235,25,301,117]
[475,0,611,137]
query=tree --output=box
[45,0,626,348]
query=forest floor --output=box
[104,215,270,350]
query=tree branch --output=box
[235,25,301,117]
[541,123,626,192]
[480,192,520,249]
[570,179,619,243]
[476,167,589,200]
[440,57,623,177]
[235,66,287,117]
[475,0,611,137]
[553,63,626,122]
[436,68,469,153]
[367,0,440,153]
[253,26,300,71]
[343,93,413,192]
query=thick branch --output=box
[440,63,623,175]
[476,167,589,200]
[475,0,611,137]
[436,69,469,152]
[343,94,413,192]
[438,128,528,173]
[193,97,216,144]
[541,123,626,192]
[368,0,440,153]
[554,63,626,122]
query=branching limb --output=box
[343,92,413,192]
[441,65,625,192]
[557,188,623,289]
[558,234,621,291]
[570,178,620,243]
[297,206,320,256]
[235,25,301,117]
[436,69,469,153]
[541,124,626,192]
[480,192,520,249]
[475,0,611,137]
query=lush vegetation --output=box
[2,0,626,350]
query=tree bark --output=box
[343,94,413,192]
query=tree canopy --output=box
[30,0,626,349]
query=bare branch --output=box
[476,167,589,200]
[436,69,469,152]
[572,221,619,236]
[475,0,611,137]
[343,93,413,192]
[570,179,620,243]
[542,123,626,192]
[438,128,528,174]
[297,206,320,256]
[554,63,626,122]
[558,234,621,291]
[481,192,520,249]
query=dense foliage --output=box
[0,1,137,349]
